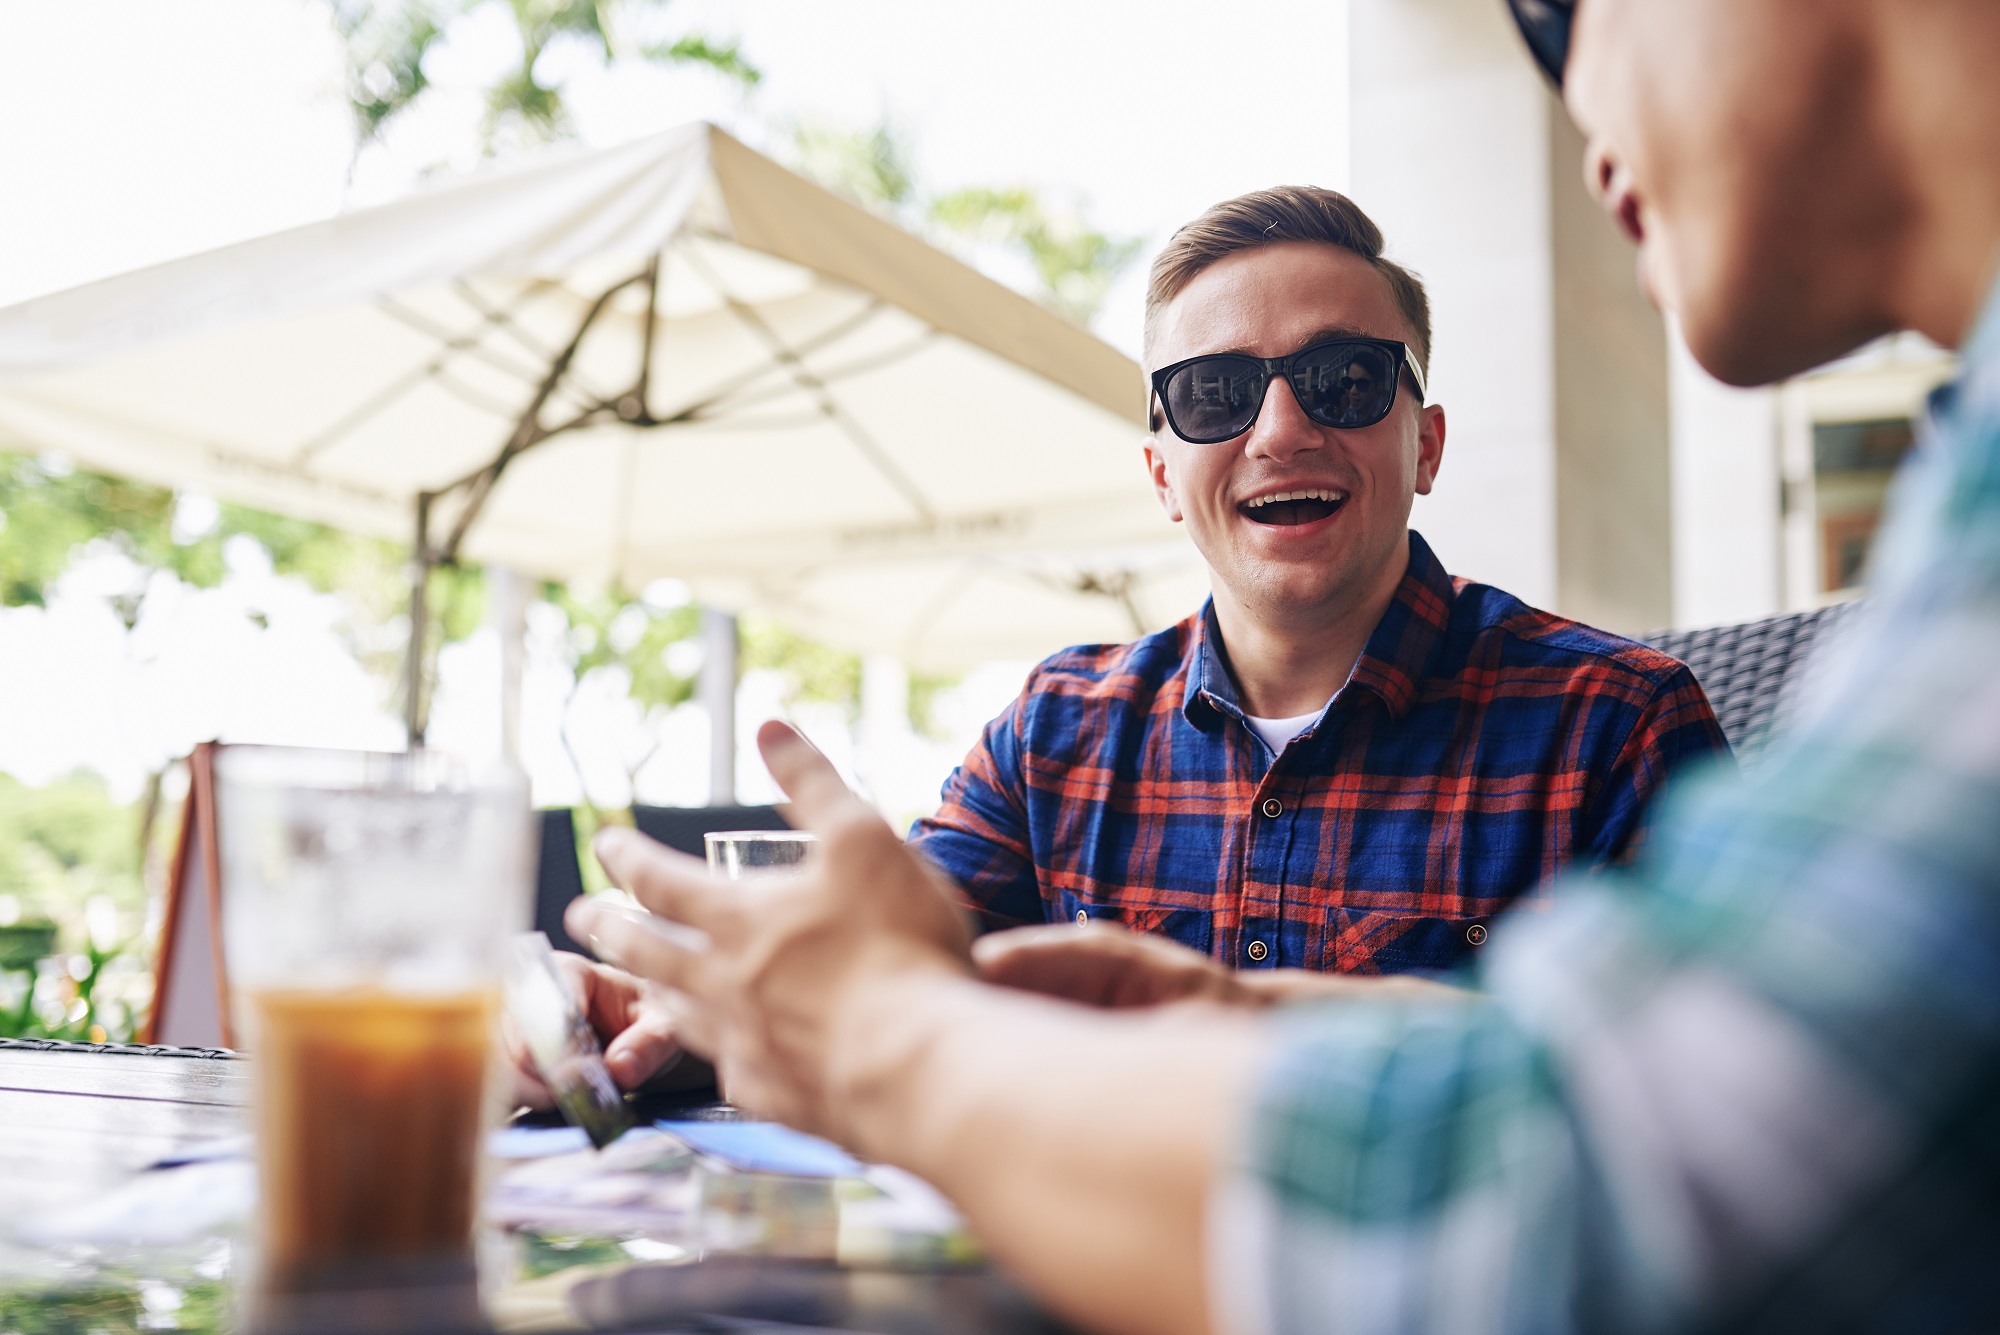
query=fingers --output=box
[504,1026,556,1110]
[567,897,710,991]
[756,720,871,832]
[593,826,730,932]
[973,922,1237,1008]
[602,1006,683,1089]
[973,924,1144,1006]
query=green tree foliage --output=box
[541,580,701,715]
[740,614,863,717]
[0,774,144,924]
[792,121,918,214]
[0,772,146,1041]
[928,186,1145,326]
[1,453,223,619]
[330,0,761,155]
[792,121,1143,326]
[0,449,444,686]
[330,0,454,145]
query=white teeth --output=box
[1244,488,1347,508]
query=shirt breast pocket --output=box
[1054,892,1215,958]
[1328,909,1492,976]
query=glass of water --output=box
[704,830,818,879]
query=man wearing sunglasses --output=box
[571,0,2000,1331]
[908,184,1726,981]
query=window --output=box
[1811,417,1915,592]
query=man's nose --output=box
[1583,136,1645,246]
[1242,375,1323,462]
[1584,135,1619,208]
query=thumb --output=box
[756,720,865,829]
[603,1013,683,1089]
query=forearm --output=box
[829,974,1267,1335]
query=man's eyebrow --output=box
[1185,325,1393,360]
[1300,324,1380,345]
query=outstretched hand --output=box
[973,922,1256,1008]
[567,720,974,1140]
[976,920,1476,1010]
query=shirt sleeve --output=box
[1578,662,1731,864]
[907,685,1046,933]
[1217,586,2000,1334]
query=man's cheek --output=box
[1637,226,1685,318]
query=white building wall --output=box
[1348,0,1559,607]
[1670,331,1784,627]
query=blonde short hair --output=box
[1144,185,1431,376]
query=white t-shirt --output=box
[1245,709,1324,755]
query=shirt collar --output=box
[1183,530,1455,729]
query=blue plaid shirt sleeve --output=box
[909,688,1044,931]
[1222,280,2000,1334]
[1576,660,1732,864]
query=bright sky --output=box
[0,0,1351,806]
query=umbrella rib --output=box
[448,277,621,410]
[682,248,937,524]
[290,296,544,467]
[1022,567,1150,638]
[648,296,891,426]
[373,296,557,387]
[684,331,940,425]
[450,277,564,362]
[431,262,657,562]
[896,561,982,663]
[427,368,533,421]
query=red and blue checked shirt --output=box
[908,530,1728,976]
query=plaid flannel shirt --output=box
[910,531,1727,975]
[1223,279,2000,1334]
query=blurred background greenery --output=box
[0,0,1143,1042]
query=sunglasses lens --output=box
[1289,342,1401,429]
[1164,357,1265,442]
[1505,0,1574,87]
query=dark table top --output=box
[0,1041,1073,1335]
[0,1037,249,1215]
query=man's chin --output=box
[1686,308,1885,388]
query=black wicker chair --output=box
[1641,600,1866,758]
[533,807,592,957]
[631,804,792,858]
[534,806,793,961]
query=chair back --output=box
[1641,600,1865,758]
[533,808,591,958]
[631,804,793,859]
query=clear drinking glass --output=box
[703,830,818,879]
[216,745,531,1330]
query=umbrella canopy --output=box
[0,123,1207,679]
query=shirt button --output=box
[1260,797,1283,818]
[1246,940,1270,962]
[1466,923,1488,946]
[1076,909,1089,925]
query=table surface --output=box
[0,1041,1072,1335]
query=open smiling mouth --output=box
[1240,488,1348,526]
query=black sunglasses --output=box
[1505,0,1576,88]
[1149,336,1427,445]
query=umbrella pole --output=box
[405,491,434,750]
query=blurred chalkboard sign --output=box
[146,741,232,1049]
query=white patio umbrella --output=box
[0,123,1206,739]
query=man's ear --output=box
[1143,437,1184,522]
[1413,404,1447,496]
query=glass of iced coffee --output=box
[217,746,531,1333]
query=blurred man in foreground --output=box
[573,1,2000,1331]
